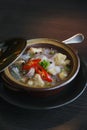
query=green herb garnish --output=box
[64,65,71,72]
[49,50,55,55]
[39,60,50,69]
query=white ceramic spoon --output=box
[62,33,84,44]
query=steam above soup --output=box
[9,47,71,88]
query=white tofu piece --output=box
[48,66,61,75]
[53,53,67,65]
[29,47,43,54]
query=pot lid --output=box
[0,38,27,72]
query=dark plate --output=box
[0,57,87,110]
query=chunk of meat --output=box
[27,74,45,88]
[53,53,70,66]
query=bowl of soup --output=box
[1,38,80,97]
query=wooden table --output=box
[0,1,87,130]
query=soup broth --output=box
[9,47,71,88]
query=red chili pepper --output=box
[22,59,41,70]
[22,58,52,82]
[35,64,52,82]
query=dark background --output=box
[0,0,87,130]
[0,0,87,40]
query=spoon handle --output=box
[62,33,84,44]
